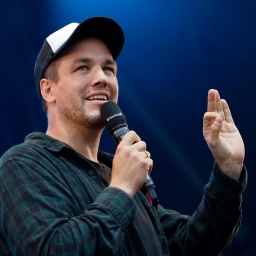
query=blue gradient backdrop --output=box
[1,0,255,254]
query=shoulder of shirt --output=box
[0,132,65,165]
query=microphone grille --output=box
[100,101,128,133]
[100,101,121,121]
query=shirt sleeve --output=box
[156,162,247,256]
[0,158,136,256]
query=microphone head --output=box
[100,101,128,134]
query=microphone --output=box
[100,101,159,207]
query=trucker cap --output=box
[34,16,124,98]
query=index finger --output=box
[121,130,141,145]
[207,89,217,112]
[207,89,223,112]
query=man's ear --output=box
[40,78,56,103]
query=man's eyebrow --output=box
[72,58,117,66]
[104,59,117,66]
[73,57,92,64]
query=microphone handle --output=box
[112,127,159,207]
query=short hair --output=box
[41,59,60,113]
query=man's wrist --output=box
[217,162,243,181]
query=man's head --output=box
[34,17,124,112]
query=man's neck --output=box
[46,125,103,163]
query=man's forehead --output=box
[59,37,115,59]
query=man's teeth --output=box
[88,95,107,100]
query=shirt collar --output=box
[25,132,72,152]
[24,132,114,165]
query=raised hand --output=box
[203,89,244,180]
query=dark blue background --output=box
[1,0,255,254]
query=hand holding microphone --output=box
[110,130,153,196]
[100,101,159,206]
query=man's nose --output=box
[91,69,108,87]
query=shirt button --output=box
[88,170,94,176]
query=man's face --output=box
[50,37,119,129]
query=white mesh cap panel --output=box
[46,23,79,53]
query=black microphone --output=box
[100,101,159,207]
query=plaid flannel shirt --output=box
[0,132,247,255]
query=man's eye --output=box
[104,67,115,73]
[77,66,88,71]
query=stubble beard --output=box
[61,96,105,130]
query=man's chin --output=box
[82,116,105,130]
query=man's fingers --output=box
[215,91,225,121]
[148,159,153,173]
[222,99,234,124]
[203,112,222,127]
[142,150,151,159]
[121,131,141,145]
[207,89,226,121]
[207,89,217,112]
[208,116,223,147]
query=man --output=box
[0,16,246,255]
